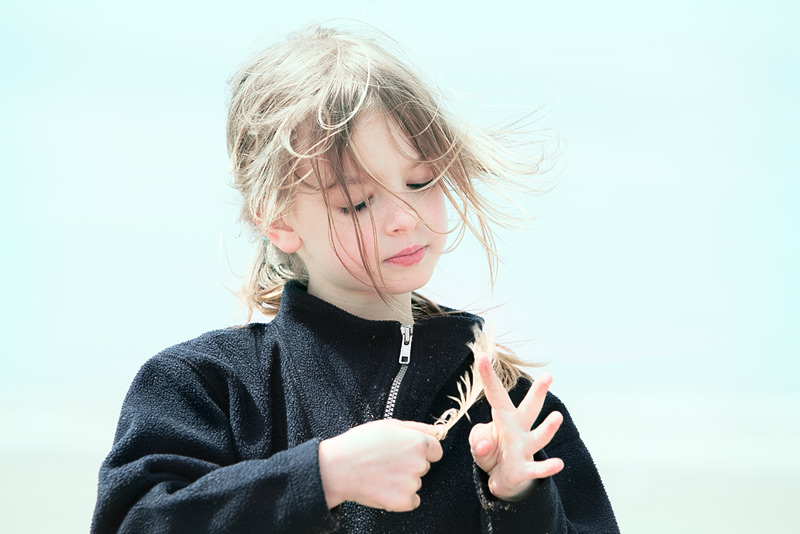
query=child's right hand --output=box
[318,419,443,512]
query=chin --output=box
[379,271,435,296]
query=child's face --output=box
[276,112,448,306]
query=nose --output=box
[384,196,418,235]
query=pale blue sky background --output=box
[1,1,798,532]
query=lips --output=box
[384,246,427,266]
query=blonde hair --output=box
[227,24,547,317]
[227,25,547,385]
[227,24,546,402]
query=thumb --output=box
[469,422,497,468]
[390,419,444,462]
[391,419,440,437]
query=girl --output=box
[92,25,619,533]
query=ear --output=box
[265,216,302,254]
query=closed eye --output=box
[340,196,372,215]
[407,180,434,190]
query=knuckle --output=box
[412,459,426,475]
[387,496,407,513]
[413,438,429,456]
[421,461,431,476]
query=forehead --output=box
[296,112,424,190]
[350,112,421,163]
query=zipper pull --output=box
[384,325,415,419]
[399,325,413,364]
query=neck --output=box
[306,280,414,324]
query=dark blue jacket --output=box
[92,281,619,533]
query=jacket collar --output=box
[272,280,483,424]
[275,279,482,337]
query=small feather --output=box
[433,322,498,440]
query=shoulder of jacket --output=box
[145,322,279,376]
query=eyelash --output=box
[339,180,434,215]
[340,196,372,215]
[407,179,433,190]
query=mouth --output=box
[384,246,427,267]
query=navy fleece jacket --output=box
[92,281,619,533]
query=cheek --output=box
[426,189,449,254]
[331,220,378,265]
[424,187,448,231]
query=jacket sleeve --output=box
[91,353,339,534]
[473,392,620,534]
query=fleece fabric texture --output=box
[92,281,619,533]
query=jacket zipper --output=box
[383,325,413,418]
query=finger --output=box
[526,410,564,456]
[476,351,514,411]
[471,439,494,459]
[389,492,421,513]
[468,422,493,453]
[470,435,494,458]
[420,461,432,476]
[469,422,498,471]
[425,436,443,463]
[522,457,565,480]
[388,419,443,462]
[517,373,553,427]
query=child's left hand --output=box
[469,352,565,501]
